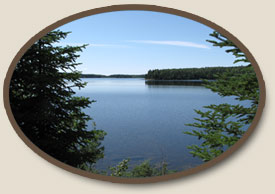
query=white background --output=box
[0,0,274,193]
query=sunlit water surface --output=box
[76,78,249,171]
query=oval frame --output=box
[3,4,266,184]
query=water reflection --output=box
[77,78,244,171]
[145,80,206,86]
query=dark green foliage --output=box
[145,66,246,80]
[81,74,107,78]
[184,31,259,162]
[107,159,173,177]
[131,161,174,177]
[9,30,106,168]
[109,159,131,177]
[131,161,154,177]
[207,31,248,64]
[184,104,246,161]
[108,74,145,78]
[205,65,259,124]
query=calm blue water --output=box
[76,78,248,171]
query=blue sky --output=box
[57,11,240,75]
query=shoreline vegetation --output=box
[85,159,176,177]
[81,65,247,81]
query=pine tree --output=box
[9,30,106,168]
[184,31,259,162]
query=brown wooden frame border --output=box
[3,4,266,184]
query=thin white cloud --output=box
[128,40,210,49]
[89,43,132,48]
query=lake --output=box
[76,78,248,171]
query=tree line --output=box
[81,66,247,81]
[145,66,247,80]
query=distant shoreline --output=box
[80,74,145,78]
[81,65,247,80]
